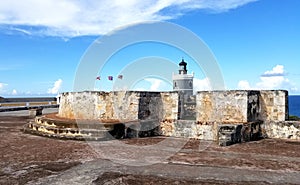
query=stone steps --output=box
[34,117,115,130]
[24,122,111,140]
[24,115,161,140]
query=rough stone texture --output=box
[161,92,179,120]
[196,91,260,124]
[259,90,288,122]
[218,122,263,146]
[28,107,43,118]
[3,113,300,184]
[262,121,300,140]
[160,120,215,140]
[58,91,139,120]
[58,91,179,121]
[42,90,299,145]
[178,94,196,120]
[160,119,175,136]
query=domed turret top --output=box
[179,58,187,66]
[179,58,187,74]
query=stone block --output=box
[218,124,243,146]
[259,90,288,121]
[196,91,260,124]
[29,107,43,118]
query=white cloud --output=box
[0,0,257,37]
[256,76,289,90]
[256,65,294,90]
[0,82,8,92]
[193,77,211,93]
[237,65,298,92]
[238,80,251,90]
[261,65,285,77]
[47,79,63,94]
[12,89,17,95]
[0,82,7,89]
[144,78,163,91]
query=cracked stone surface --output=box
[1,110,300,184]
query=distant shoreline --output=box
[0,97,56,103]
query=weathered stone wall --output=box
[262,121,300,140]
[59,91,100,119]
[57,90,297,144]
[160,92,179,120]
[109,91,140,121]
[259,90,288,122]
[196,91,260,124]
[218,122,263,146]
[58,91,178,121]
[160,120,215,140]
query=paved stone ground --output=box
[0,109,300,185]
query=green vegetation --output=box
[289,115,300,121]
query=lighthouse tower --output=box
[172,59,194,96]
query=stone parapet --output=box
[259,90,288,121]
[58,91,179,121]
[24,90,297,146]
[196,91,260,124]
[262,121,300,140]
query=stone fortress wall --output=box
[58,91,179,121]
[55,90,299,145]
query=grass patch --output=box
[289,115,300,121]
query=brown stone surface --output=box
[0,115,96,185]
[1,114,300,184]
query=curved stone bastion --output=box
[23,91,177,140]
[23,90,300,146]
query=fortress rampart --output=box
[24,90,299,146]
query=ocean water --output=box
[289,95,300,117]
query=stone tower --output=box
[172,59,194,96]
[173,59,195,120]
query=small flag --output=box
[108,76,113,81]
[96,76,101,80]
[118,75,123,79]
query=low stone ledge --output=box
[28,107,43,118]
[160,120,215,140]
[24,115,161,140]
[262,121,300,140]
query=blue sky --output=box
[0,0,300,97]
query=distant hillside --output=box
[0,96,3,101]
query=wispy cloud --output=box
[10,27,32,35]
[0,82,8,93]
[0,63,24,71]
[0,82,7,91]
[47,79,63,94]
[0,0,257,37]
